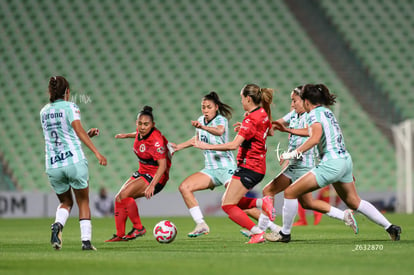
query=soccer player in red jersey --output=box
[194,84,275,243]
[105,106,172,242]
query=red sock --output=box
[125,197,143,229]
[297,203,307,223]
[237,197,257,210]
[222,204,256,230]
[114,199,128,237]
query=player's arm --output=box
[144,158,167,199]
[273,118,309,137]
[194,134,245,151]
[72,120,107,166]
[172,136,196,152]
[296,123,322,152]
[115,132,136,139]
[286,127,309,137]
[191,120,225,136]
[281,122,322,160]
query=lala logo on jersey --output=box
[139,144,146,152]
[50,150,74,165]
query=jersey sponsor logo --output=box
[139,144,146,152]
[50,150,74,165]
[155,142,160,147]
[42,112,63,123]
[200,134,208,143]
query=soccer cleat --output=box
[82,240,97,251]
[262,196,276,222]
[240,229,252,238]
[125,226,147,240]
[188,222,210,237]
[313,212,323,225]
[264,230,291,243]
[293,220,308,226]
[50,222,63,250]
[105,234,128,242]
[386,224,402,241]
[343,209,359,234]
[247,232,265,244]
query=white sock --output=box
[80,219,92,241]
[256,198,263,209]
[189,206,204,224]
[258,213,269,231]
[268,222,282,233]
[250,225,263,234]
[357,200,392,229]
[281,198,298,235]
[326,206,345,221]
[55,207,69,227]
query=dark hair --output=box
[48,76,69,102]
[137,105,154,121]
[300,84,336,106]
[241,84,274,121]
[203,91,233,120]
[292,85,303,96]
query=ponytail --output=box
[300,84,336,106]
[241,84,274,120]
[203,91,233,120]
[48,76,69,102]
[260,88,274,121]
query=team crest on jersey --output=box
[157,146,166,154]
[139,144,146,152]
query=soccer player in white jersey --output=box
[170,92,236,237]
[40,76,107,250]
[171,92,275,238]
[260,86,358,242]
[273,84,401,243]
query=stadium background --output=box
[0,0,412,215]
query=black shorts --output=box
[131,171,165,195]
[232,167,265,190]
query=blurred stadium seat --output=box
[0,0,399,192]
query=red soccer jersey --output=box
[236,107,271,174]
[133,127,171,184]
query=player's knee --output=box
[178,183,191,194]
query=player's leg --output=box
[73,186,96,250]
[222,179,265,243]
[280,172,320,241]
[179,172,214,237]
[255,174,291,231]
[70,159,96,250]
[51,189,73,250]
[333,181,401,240]
[117,177,148,240]
[48,167,73,250]
[293,202,308,226]
[313,186,330,225]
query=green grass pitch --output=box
[0,213,413,275]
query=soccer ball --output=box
[153,220,177,243]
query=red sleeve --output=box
[238,116,256,141]
[151,133,167,161]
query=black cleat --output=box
[51,222,63,250]
[82,240,97,251]
[386,225,401,241]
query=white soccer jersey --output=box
[283,110,317,167]
[307,106,349,161]
[40,99,85,169]
[196,114,236,169]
